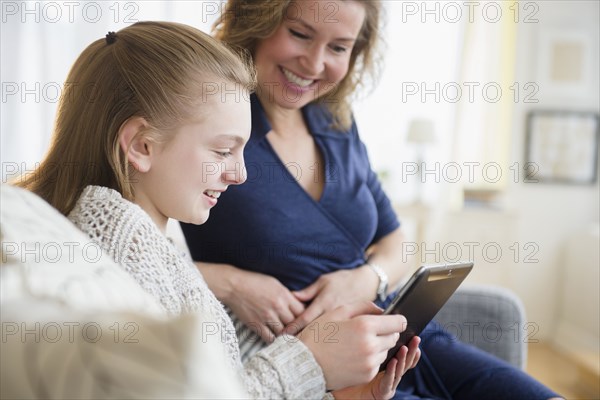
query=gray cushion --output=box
[434,284,527,369]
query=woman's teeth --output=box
[205,190,221,199]
[283,68,314,87]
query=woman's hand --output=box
[298,301,408,391]
[286,267,379,334]
[288,228,411,333]
[226,269,305,343]
[331,336,421,399]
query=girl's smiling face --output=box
[131,84,251,229]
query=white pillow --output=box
[1,185,246,399]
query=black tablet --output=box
[380,262,473,370]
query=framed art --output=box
[525,110,599,184]
[536,29,594,97]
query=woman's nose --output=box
[300,44,325,76]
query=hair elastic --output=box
[105,31,117,45]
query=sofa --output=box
[0,184,526,398]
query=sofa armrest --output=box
[434,284,527,370]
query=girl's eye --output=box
[289,29,310,40]
[215,150,232,158]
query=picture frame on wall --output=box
[525,110,599,184]
[536,29,594,97]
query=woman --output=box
[181,1,562,399]
[184,0,407,349]
[16,21,419,399]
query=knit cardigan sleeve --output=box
[243,335,327,398]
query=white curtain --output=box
[451,1,518,192]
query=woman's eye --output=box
[289,29,310,40]
[330,45,348,54]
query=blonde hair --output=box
[213,0,383,130]
[16,21,255,215]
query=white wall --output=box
[505,0,599,341]
[430,1,600,344]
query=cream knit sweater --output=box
[68,185,328,399]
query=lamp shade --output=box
[407,119,436,144]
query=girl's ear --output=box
[118,117,154,173]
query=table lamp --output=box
[407,118,436,204]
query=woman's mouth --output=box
[281,67,315,88]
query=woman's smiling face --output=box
[253,0,366,110]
